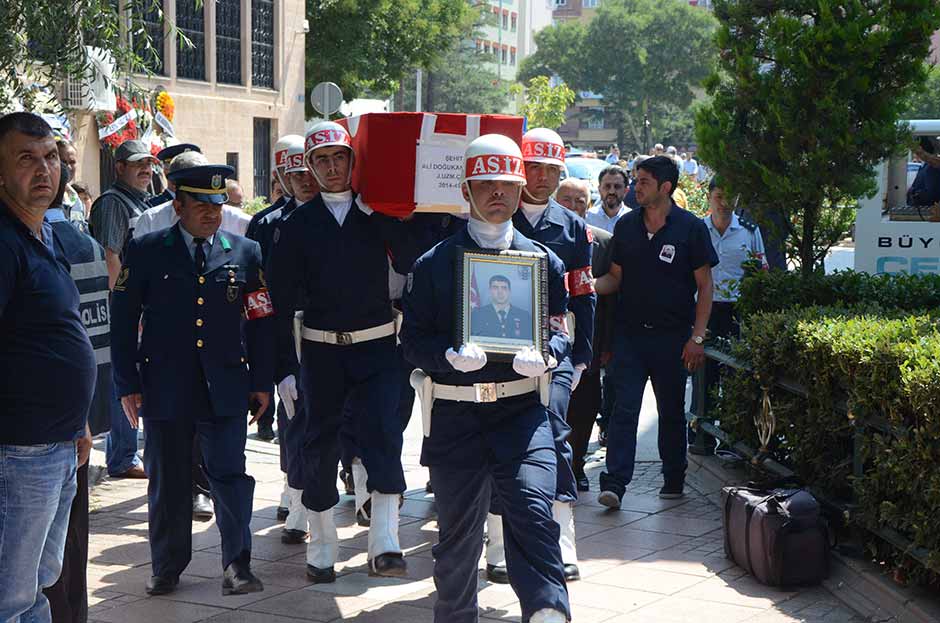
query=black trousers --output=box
[44,462,88,623]
[567,368,602,478]
[691,302,740,418]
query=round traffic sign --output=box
[310,81,343,116]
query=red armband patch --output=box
[245,288,274,320]
[549,314,569,336]
[565,266,595,296]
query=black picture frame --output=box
[454,247,550,363]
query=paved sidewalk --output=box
[84,411,862,622]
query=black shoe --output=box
[576,473,590,492]
[340,469,355,496]
[281,528,307,544]
[369,552,407,577]
[356,499,372,527]
[425,480,433,494]
[257,421,275,441]
[276,506,289,522]
[598,429,608,447]
[659,477,685,499]
[145,575,179,595]
[192,493,213,521]
[597,489,621,509]
[222,561,264,595]
[485,563,509,584]
[563,564,581,582]
[306,564,336,584]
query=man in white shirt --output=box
[134,152,251,238]
[585,165,630,233]
[682,154,699,178]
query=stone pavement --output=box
[83,406,863,622]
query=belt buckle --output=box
[334,332,353,346]
[474,382,498,403]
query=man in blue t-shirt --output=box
[0,112,96,622]
[594,156,718,506]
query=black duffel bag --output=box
[721,484,830,587]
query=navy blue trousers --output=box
[299,336,405,512]
[279,386,307,490]
[340,344,417,468]
[602,330,690,491]
[144,409,255,576]
[424,396,570,623]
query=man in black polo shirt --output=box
[594,156,717,505]
[0,112,96,622]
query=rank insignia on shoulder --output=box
[273,227,281,244]
[114,267,130,291]
[406,272,414,294]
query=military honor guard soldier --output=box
[401,134,571,623]
[110,162,275,596]
[267,121,420,582]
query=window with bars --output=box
[216,0,241,84]
[133,0,165,74]
[176,0,205,80]
[253,119,272,198]
[251,0,274,89]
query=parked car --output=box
[563,157,609,205]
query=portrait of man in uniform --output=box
[456,249,548,360]
[471,274,533,341]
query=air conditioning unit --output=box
[61,46,116,112]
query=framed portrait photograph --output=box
[454,247,550,362]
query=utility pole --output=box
[416,68,423,112]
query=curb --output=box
[685,452,940,623]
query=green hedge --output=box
[716,304,940,578]
[736,269,940,317]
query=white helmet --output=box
[284,139,307,174]
[521,127,565,168]
[462,134,526,185]
[273,134,303,188]
[304,121,352,162]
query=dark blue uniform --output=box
[400,227,571,623]
[246,195,299,479]
[266,194,418,512]
[513,199,595,505]
[341,213,467,472]
[471,304,533,340]
[111,224,275,577]
[602,203,717,495]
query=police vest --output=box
[96,187,146,257]
[57,229,113,435]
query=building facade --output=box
[71,0,305,200]
[474,0,553,112]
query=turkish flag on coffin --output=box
[337,112,525,217]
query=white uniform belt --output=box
[432,377,539,404]
[301,321,396,346]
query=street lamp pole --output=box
[497,0,503,82]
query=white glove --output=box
[445,343,487,373]
[571,365,585,392]
[278,375,299,420]
[513,346,549,378]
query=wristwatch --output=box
[691,335,705,345]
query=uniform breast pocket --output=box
[215,268,247,305]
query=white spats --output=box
[367,493,402,559]
[352,458,370,521]
[485,513,506,566]
[306,508,338,569]
[530,608,568,623]
[285,487,308,533]
[553,500,578,566]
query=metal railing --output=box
[686,346,936,573]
